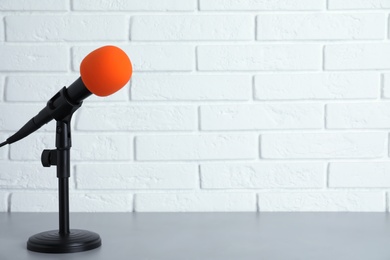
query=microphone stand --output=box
[26,91,101,253]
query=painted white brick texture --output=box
[329,162,390,188]
[75,163,198,190]
[199,0,325,10]
[72,0,196,11]
[261,133,387,159]
[0,163,58,189]
[325,44,390,70]
[0,76,4,100]
[257,14,385,40]
[327,102,390,129]
[0,0,67,11]
[131,74,252,101]
[76,105,197,131]
[328,0,390,9]
[201,163,325,189]
[0,17,4,42]
[198,45,322,71]
[6,15,127,42]
[135,192,256,212]
[1,1,390,212]
[382,74,390,98]
[0,46,67,71]
[200,104,323,130]
[131,15,253,41]
[136,134,258,161]
[255,73,379,100]
[0,134,8,160]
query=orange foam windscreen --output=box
[80,45,132,97]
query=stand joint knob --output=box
[41,149,57,167]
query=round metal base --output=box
[27,229,101,253]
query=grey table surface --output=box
[1,213,390,260]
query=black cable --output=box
[0,141,7,148]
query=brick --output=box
[257,13,385,40]
[6,15,127,42]
[0,163,57,189]
[325,44,390,70]
[261,133,386,159]
[329,162,390,188]
[131,74,251,101]
[200,0,325,10]
[0,0,67,10]
[76,163,198,189]
[73,45,193,72]
[0,17,4,42]
[198,45,321,71]
[0,134,7,160]
[328,0,390,9]
[10,192,133,212]
[0,46,67,71]
[76,105,196,131]
[258,191,384,211]
[10,134,133,161]
[0,76,4,100]
[72,0,196,11]
[131,15,253,41]
[136,134,257,161]
[327,102,390,129]
[382,74,390,98]
[255,73,379,100]
[0,104,55,131]
[0,192,6,212]
[135,192,256,212]
[200,104,323,130]
[5,75,128,102]
[201,163,325,189]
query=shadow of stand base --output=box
[27,104,101,253]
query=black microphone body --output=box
[4,77,92,146]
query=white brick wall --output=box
[198,45,322,71]
[328,0,390,10]
[257,13,386,40]
[131,15,254,41]
[199,0,325,11]
[325,44,390,70]
[200,104,323,130]
[329,162,390,188]
[262,133,387,159]
[131,74,252,101]
[1,1,390,213]
[200,163,325,189]
[136,134,258,161]
[6,15,128,42]
[72,0,196,11]
[76,105,197,131]
[255,73,379,100]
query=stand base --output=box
[27,229,101,253]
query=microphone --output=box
[0,45,132,147]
